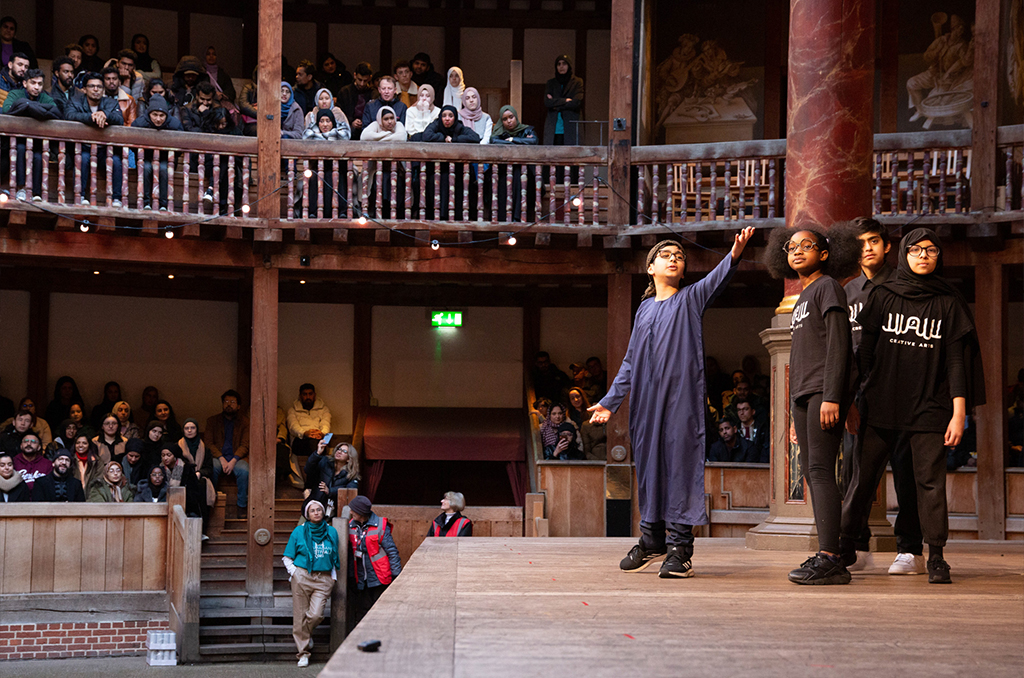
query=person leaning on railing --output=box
[1,67,57,202]
[130,95,182,211]
[64,72,124,207]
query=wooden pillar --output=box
[974,260,1008,539]
[522,302,541,383]
[510,60,523,120]
[762,0,787,140]
[35,0,54,59]
[246,266,278,602]
[110,0,124,53]
[970,0,1003,212]
[27,288,49,408]
[256,0,283,227]
[605,273,632,462]
[236,275,253,413]
[607,0,635,230]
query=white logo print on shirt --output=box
[881,312,942,348]
[849,302,863,328]
[791,301,810,331]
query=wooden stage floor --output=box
[320,538,1024,678]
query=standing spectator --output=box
[708,418,757,463]
[205,390,250,518]
[88,461,133,503]
[45,376,84,432]
[305,439,359,515]
[180,418,215,526]
[0,452,31,502]
[406,85,439,138]
[543,55,584,146]
[170,55,208,108]
[0,51,29,107]
[113,401,141,440]
[530,351,571,404]
[13,433,51,491]
[318,53,351,99]
[362,75,407,127]
[0,17,36,69]
[283,500,341,668]
[49,57,80,117]
[71,433,105,494]
[279,82,305,139]
[130,34,161,83]
[459,88,492,143]
[287,384,332,458]
[32,449,86,502]
[428,491,473,537]
[292,60,322,118]
[442,67,465,108]
[203,46,236,104]
[734,398,769,463]
[102,65,136,126]
[78,34,103,74]
[93,414,125,465]
[3,68,58,202]
[393,60,417,107]
[115,49,144,99]
[337,62,374,140]
[347,496,401,625]
[410,52,445,106]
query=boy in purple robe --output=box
[589,226,754,578]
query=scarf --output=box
[303,499,331,559]
[554,55,573,85]
[875,227,986,409]
[103,461,126,502]
[443,67,465,108]
[376,105,395,128]
[459,87,484,124]
[416,84,436,112]
[180,420,205,470]
[493,105,529,138]
[164,457,186,487]
[281,81,295,118]
[206,62,221,92]
[0,473,24,493]
[313,87,334,113]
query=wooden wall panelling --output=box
[122,518,145,590]
[30,519,56,593]
[370,505,524,567]
[141,517,166,590]
[104,518,126,592]
[4,519,33,594]
[538,463,605,537]
[80,518,108,592]
[53,518,84,592]
[1007,472,1024,516]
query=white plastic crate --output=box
[146,630,177,666]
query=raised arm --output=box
[689,226,754,312]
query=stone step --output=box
[198,624,329,638]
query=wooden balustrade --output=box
[167,487,202,662]
[997,125,1023,212]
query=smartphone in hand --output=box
[322,432,333,447]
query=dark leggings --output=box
[793,393,846,554]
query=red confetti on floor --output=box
[582,602,589,606]
[624,634,635,640]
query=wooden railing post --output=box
[330,506,351,651]
[166,488,200,663]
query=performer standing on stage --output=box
[589,226,755,579]
[766,224,860,586]
[843,228,983,584]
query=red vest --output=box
[431,516,471,537]
[349,518,393,585]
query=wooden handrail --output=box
[0,117,258,154]
[281,139,608,163]
[166,486,201,663]
[632,138,787,163]
[872,129,972,150]
[997,124,1024,145]
[0,503,167,516]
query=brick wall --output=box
[0,621,170,661]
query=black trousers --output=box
[351,583,388,626]
[793,393,847,554]
[80,145,123,201]
[14,138,43,194]
[852,427,947,548]
[640,520,695,561]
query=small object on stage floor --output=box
[358,640,382,653]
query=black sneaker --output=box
[927,557,951,584]
[658,546,694,579]
[788,553,852,585]
[619,542,667,572]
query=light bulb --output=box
[167,274,175,280]
[241,204,250,214]
[0,192,8,203]
[358,215,367,225]
[164,230,174,239]
[299,280,307,284]
[507,235,517,246]
[93,270,100,275]
[80,223,90,232]
[572,197,582,207]
[430,240,440,251]
[304,168,313,178]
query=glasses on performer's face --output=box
[783,239,819,254]
[656,250,685,263]
[907,244,939,259]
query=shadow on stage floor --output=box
[320,538,1024,678]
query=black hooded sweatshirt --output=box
[421,105,481,144]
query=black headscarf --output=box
[131,34,155,73]
[554,55,573,84]
[439,105,464,133]
[877,227,986,408]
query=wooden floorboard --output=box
[320,538,1024,678]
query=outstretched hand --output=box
[730,226,756,261]
[588,403,611,425]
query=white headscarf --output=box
[443,67,466,108]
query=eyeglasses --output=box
[908,245,939,259]
[656,250,686,263]
[783,239,819,254]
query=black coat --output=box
[64,96,124,126]
[32,473,85,502]
[0,425,26,455]
[421,117,480,144]
[1,479,32,503]
[543,75,584,145]
[134,479,168,503]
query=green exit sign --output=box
[431,311,463,327]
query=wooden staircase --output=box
[196,483,333,663]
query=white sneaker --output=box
[15,189,27,201]
[889,553,926,575]
[297,655,309,668]
[31,195,42,202]
[111,199,122,208]
[847,551,874,572]
[81,198,90,206]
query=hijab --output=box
[415,84,436,112]
[280,81,295,117]
[554,55,573,85]
[313,87,335,113]
[493,105,528,138]
[56,419,78,447]
[375,105,395,128]
[317,108,337,129]
[459,87,484,124]
[443,67,465,108]
[132,34,155,73]
[439,105,463,133]
[181,417,203,467]
[103,461,127,501]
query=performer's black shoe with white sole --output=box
[658,546,694,578]
[788,553,852,585]
[619,542,667,572]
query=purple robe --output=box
[600,254,737,525]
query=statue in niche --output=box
[655,35,757,143]
[906,13,974,129]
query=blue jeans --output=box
[212,458,249,507]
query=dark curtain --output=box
[365,459,386,502]
[505,461,531,507]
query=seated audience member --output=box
[67,76,125,207]
[71,432,105,493]
[704,357,733,413]
[69,403,94,441]
[546,422,584,461]
[584,357,608,402]
[303,87,348,134]
[179,81,217,131]
[530,397,552,429]
[292,60,322,117]
[733,397,769,463]
[49,57,80,117]
[443,67,466,108]
[47,419,79,459]
[136,386,160,428]
[64,42,83,70]
[152,399,183,442]
[581,420,607,461]
[1,67,56,201]
[130,34,161,83]
[203,46,235,104]
[410,52,445,106]
[1,398,53,446]
[180,418,215,530]
[422,105,480,143]
[160,444,204,523]
[428,491,473,537]
[89,381,123,429]
[459,88,492,143]
[723,379,767,427]
[115,50,144,100]
[303,107,350,140]
[88,461,133,503]
[32,449,86,502]
[205,390,250,515]
[120,438,149,492]
[566,388,590,429]
[134,465,167,503]
[13,433,51,491]
[201,105,240,136]
[1,17,37,68]
[237,67,258,136]
[305,439,359,513]
[363,75,407,128]
[93,414,125,465]
[361,105,407,141]
[531,351,571,404]
[708,418,757,463]
[78,34,103,74]
[279,82,305,139]
[491,105,538,145]
[337,62,374,140]
[0,51,29,106]
[0,410,34,455]
[393,60,417,107]
[45,376,84,432]
[114,400,141,440]
[140,421,167,469]
[405,85,439,138]
[347,495,402,625]
[287,383,332,458]
[0,452,31,502]
[318,53,350,98]
[742,355,771,398]
[170,55,208,107]
[131,95,183,211]
[539,402,564,451]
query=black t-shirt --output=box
[845,264,892,343]
[858,289,970,431]
[790,275,850,402]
